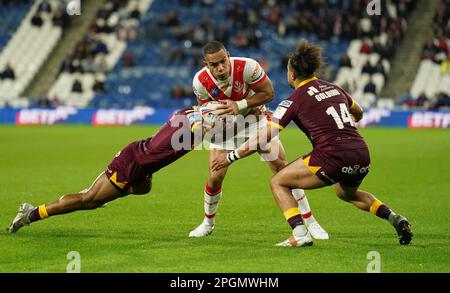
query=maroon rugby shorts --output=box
[302,147,371,186]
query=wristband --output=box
[236,99,248,111]
[226,150,241,164]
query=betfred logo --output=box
[16,107,78,125]
[408,112,450,128]
[92,107,155,125]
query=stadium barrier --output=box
[0,107,449,128]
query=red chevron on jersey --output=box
[198,70,228,101]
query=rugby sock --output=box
[284,207,304,230]
[292,189,313,220]
[28,204,49,223]
[370,200,396,224]
[204,182,222,225]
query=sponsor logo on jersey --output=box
[233,81,244,93]
[273,106,288,119]
[307,86,320,96]
[251,64,262,80]
[210,86,220,98]
[279,100,293,108]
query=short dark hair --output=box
[289,40,323,78]
[202,41,226,58]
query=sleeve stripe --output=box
[349,99,356,110]
[249,74,268,88]
[267,120,284,129]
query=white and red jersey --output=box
[192,57,268,105]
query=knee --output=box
[272,159,287,173]
[208,173,225,189]
[269,175,282,191]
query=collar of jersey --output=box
[296,76,317,89]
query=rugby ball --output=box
[199,101,225,126]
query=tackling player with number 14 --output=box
[213,40,413,247]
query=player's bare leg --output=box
[189,149,228,237]
[269,157,327,247]
[7,173,151,233]
[260,137,329,240]
[335,183,413,245]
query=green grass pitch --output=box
[0,125,449,272]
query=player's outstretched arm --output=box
[211,124,278,171]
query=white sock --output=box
[293,224,308,237]
[291,189,314,221]
[204,183,222,225]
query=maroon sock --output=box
[376,204,392,220]
[287,215,304,229]
[28,208,42,223]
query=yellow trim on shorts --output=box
[110,172,128,190]
[370,200,383,215]
[296,76,318,89]
[283,207,301,220]
[303,155,321,174]
[38,204,48,219]
[267,120,284,129]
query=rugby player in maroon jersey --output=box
[212,40,413,247]
[7,107,208,233]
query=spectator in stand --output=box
[93,76,107,93]
[38,0,52,13]
[339,53,352,68]
[374,59,387,79]
[31,12,44,27]
[363,78,377,94]
[171,46,186,64]
[362,61,376,75]
[431,92,450,109]
[422,36,438,61]
[122,51,135,67]
[170,85,184,99]
[1,64,16,80]
[360,39,372,54]
[71,79,83,93]
[416,92,429,108]
[158,11,180,28]
[130,5,141,20]
[397,87,415,107]
[36,95,52,107]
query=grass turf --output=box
[0,125,449,272]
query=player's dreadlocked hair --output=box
[289,40,323,78]
[202,41,226,57]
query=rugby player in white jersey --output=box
[189,41,328,240]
